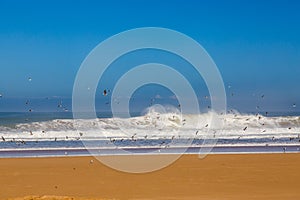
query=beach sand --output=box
[1,153,300,200]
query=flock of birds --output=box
[0,78,299,153]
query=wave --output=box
[0,106,300,144]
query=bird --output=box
[57,100,63,108]
[1,136,5,141]
[243,126,248,131]
[283,147,287,153]
[258,116,262,120]
[103,89,107,96]
[0,94,2,98]
[28,77,32,82]
[131,133,137,141]
[110,138,116,143]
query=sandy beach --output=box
[1,153,300,200]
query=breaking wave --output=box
[0,107,300,146]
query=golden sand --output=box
[1,153,300,200]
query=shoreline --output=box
[0,144,299,158]
[1,153,300,199]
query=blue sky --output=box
[0,0,299,112]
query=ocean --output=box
[0,110,300,157]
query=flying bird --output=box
[103,89,107,96]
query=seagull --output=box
[131,133,137,141]
[103,89,107,96]
[283,147,287,153]
[110,138,116,143]
[28,77,32,82]
[0,94,2,98]
[57,100,63,108]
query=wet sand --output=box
[1,153,300,200]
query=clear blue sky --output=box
[0,0,299,112]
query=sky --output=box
[0,0,300,113]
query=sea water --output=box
[0,110,300,157]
